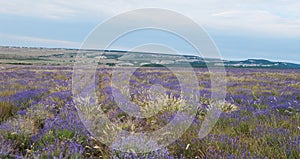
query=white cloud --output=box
[0,1,77,19]
[0,33,81,48]
[1,0,300,36]
[207,9,300,36]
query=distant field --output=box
[0,46,79,65]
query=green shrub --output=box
[35,129,87,150]
[4,132,32,153]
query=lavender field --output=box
[0,64,299,158]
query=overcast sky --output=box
[0,0,300,63]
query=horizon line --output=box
[1,45,300,65]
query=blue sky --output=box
[0,0,300,63]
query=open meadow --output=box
[0,64,299,158]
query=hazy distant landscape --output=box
[1,46,300,69]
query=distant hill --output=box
[221,59,300,69]
[0,46,300,69]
